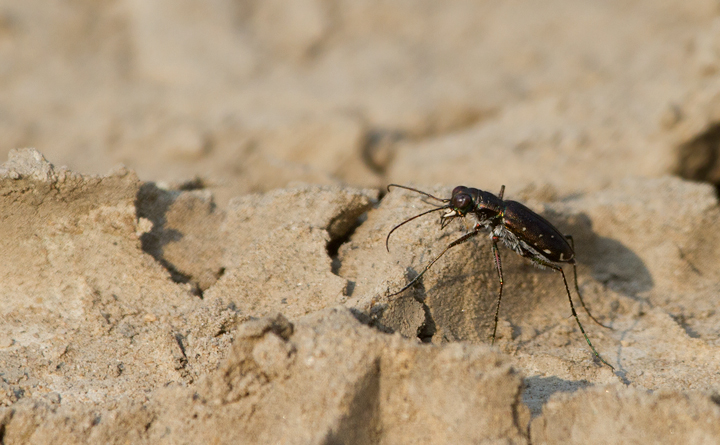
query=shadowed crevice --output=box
[522,376,592,418]
[136,183,190,285]
[135,182,225,298]
[326,199,375,281]
[323,357,382,445]
[675,123,720,196]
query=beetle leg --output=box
[490,236,504,345]
[565,235,612,330]
[531,257,614,370]
[388,229,481,298]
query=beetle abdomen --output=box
[502,201,574,263]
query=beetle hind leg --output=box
[569,259,612,329]
[565,235,613,330]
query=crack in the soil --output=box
[675,122,720,197]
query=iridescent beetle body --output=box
[386,184,614,370]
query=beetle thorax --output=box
[467,209,497,230]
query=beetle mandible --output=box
[385,184,614,370]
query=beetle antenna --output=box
[387,184,450,203]
[386,206,449,252]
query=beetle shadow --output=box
[550,212,654,303]
[551,212,654,381]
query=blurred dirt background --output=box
[1,0,720,443]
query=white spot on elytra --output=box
[543,249,552,254]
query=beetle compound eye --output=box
[452,193,471,211]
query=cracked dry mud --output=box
[3,1,720,444]
[0,149,719,444]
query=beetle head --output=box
[441,186,473,228]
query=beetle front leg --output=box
[388,229,481,298]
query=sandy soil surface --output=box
[1,1,720,443]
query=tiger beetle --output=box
[385,184,614,370]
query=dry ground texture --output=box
[1,1,720,444]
